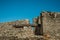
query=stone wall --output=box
[0,19,45,40]
[1,11,60,40]
[42,11,60,40]
[0,20,34,39]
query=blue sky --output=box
[0,0,60,23]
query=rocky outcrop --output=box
[0,20,35,40]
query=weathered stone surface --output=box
[1,11,60,40]
[42,11,60,40]
[0,20,35,39]
[33,11,60,40]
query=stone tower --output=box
[42,11,60,39]
[34,11,60,37]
